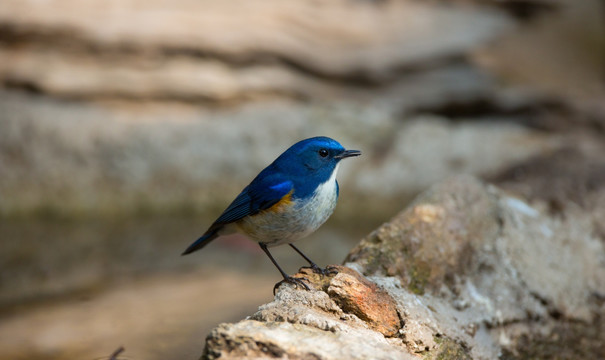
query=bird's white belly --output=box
[237,169,339,246]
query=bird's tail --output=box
[181,227,221,255]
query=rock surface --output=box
[200,176,605,359]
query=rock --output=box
[347,177,500,296]
[261,266,401,337]
[0,90,558,220]
[326,267,400,337]
[200,176,605,359]
[203,320,414,360]
[205,266,414,360]
[1,0,576,220]
[490,146,605,212]
[0,0,512,96]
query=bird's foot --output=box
[273,276,310,295]
[302,264,339,277]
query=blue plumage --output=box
[182,177,293,253]
[182,136,361,293]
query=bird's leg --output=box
[289,243,338,276]
[289,243,320,271]
[259,242,310,294]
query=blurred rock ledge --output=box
[0,88,559,222]
[200,176,605,360]
[0,0,512,95]
[0,0,601,222]
[0,0,516,104]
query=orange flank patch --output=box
[267,190,294,213]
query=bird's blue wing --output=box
[212,185,253,225]
[182,172,293,255]
[213,175,293,225]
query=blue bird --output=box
[182,136,361,293]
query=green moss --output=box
[346,232,394,275]
[407,260,431,295]
[426,336,471,360]
[348,229,436,296]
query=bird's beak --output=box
[336,149,361,159]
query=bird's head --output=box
[273,136,361,181]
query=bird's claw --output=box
[273,276,310,295]
[302,264,339,277]
[322,265,340,276]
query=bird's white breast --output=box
[303,164,340,226]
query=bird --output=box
[182,136,361,293]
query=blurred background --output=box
[0,0,604,359]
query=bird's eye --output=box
[319,148,329,157]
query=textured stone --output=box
[346,176,500,295]
[200,176,605,359]
[326,267,400,337]
[203,320,413,360]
